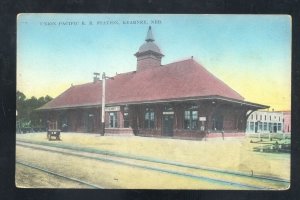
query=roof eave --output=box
[108,95,269,109]
[35,104,101,111]
[35,97,268,112]
[134,50,164,57]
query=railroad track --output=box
[16,139,290,190]
[16,160,104,189]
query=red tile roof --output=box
[39,59,245,110]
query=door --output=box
[212,114,224,131]
[87,115,94,132]
[85,113,94,133]
[255,122,258,133]
[163,114,174,136]
[273,124,277,133]
[109,112,117,128]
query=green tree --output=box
[16,90,27,121]
[45,95,53,102]
[16,91,53,130]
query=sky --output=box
[17,14,291,111]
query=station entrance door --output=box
[162,113,174,136]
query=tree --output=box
[45,95,53,102]
[17,90,26,102]
[16,91,27,121]
[16,91,53,129]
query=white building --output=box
[246,110,284,134]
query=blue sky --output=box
[17,14,291,110]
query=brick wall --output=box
[137,55,161,71]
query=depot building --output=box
[37,26,268,139]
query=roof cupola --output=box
[134,26,164,71]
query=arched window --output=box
[145,107,155,129]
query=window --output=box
[265,115,266,120]
[184,110,198,130]
[123,112,129,128]
[269,123,272,132]
[263,122,268,131]
[109,112,117,128]
[145,108,155,129]
[260,115,262,121]
[258,122,262,131]
[273,123,278,132]
[278,123,282,131]
[250,122,254,131]
[251,114,253,120]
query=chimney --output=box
[93,72,100,83]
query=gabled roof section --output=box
[38,82,102,110]
[38,59,245,110]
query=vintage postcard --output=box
[16,14,291,189]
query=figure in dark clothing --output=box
[62,123,68,132]
[222,130,224,140]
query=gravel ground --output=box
[16,132,290,189]
[16,163,91,188]
[17,146,244,189]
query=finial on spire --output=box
[145,26,154,42]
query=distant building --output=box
[246,110,284,134]
[37,26,268,139]
[282,111,291,133]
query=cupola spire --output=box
[145,26,154,42]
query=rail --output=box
[16,160,104,189]
[17,140,290,189]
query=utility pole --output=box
[101,72,106,135]
[101,72,114,136]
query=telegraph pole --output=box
[101,72,106,136]
[100,72,114,136]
